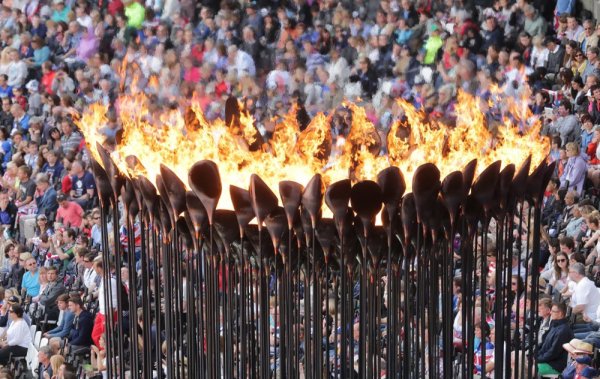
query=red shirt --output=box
[215,81,229,97]
[107,0,124,15]
[56,201,83,228]
[61,175,72,195]
[41,71,55,94]
[183,67,201,83]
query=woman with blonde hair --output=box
[531,35,549,68]
[0,48,10,76]
[31,266,48,303]
[49,354,65,378]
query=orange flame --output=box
[79,90,549,210]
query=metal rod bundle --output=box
[90,140,554,378]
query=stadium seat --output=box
[26,342,39,372]
[34,330,42,348]
[29,324,36,340]
[39,337,49,348]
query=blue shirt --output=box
[13,114,30,133]
[581,129,594,157]
[0,85,12,98]
[555,0,575,15]
[22,270,40,297]
[33,46,50,67]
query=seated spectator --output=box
[90,333,107,377]
[560,340,593,379]
[560,142,588,195]
[536,301,573,375]
[0,295,31,328]
[37,345,53,378]
[35,174,58,219]
[44,293,73,339]
[31,266,47,303]
[66,296,93,352]
[49,354,65,378]
[9,251,29,291]
[82,252,98,293]
[38,266,66,321]
[537,298,552,348]
[14,165,36,215]
[40,149,64,187]
[563,204,586,240]
[69,160,95,210]
[569,262,600,321]
[50,227,76,275]
[59,118,82,157]
[56,194,83,229]
[0,304,30,365]
[0,190,17,237]
[20,256,39,297]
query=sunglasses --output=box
[511,282,517,285]
[557,259,567,262]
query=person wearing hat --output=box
[564,356,593,379]
[561,339,594,378]
[536,301,574,375]
[422,23,442,65]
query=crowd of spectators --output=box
[0,0,600,377]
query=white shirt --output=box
[327,57,350,85]
[83,268,98,292]
[571,277,600,319]
[233,50,256,78]
[98,276,118,315]
[56,309,64,327]
[7,318,31,348]
[565,25,584,42]
[531,46,549,68]
[7,60,27,87]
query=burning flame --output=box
[79,89,549,210]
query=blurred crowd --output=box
[0,0,598,377]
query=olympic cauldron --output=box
[83,93,552,379]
